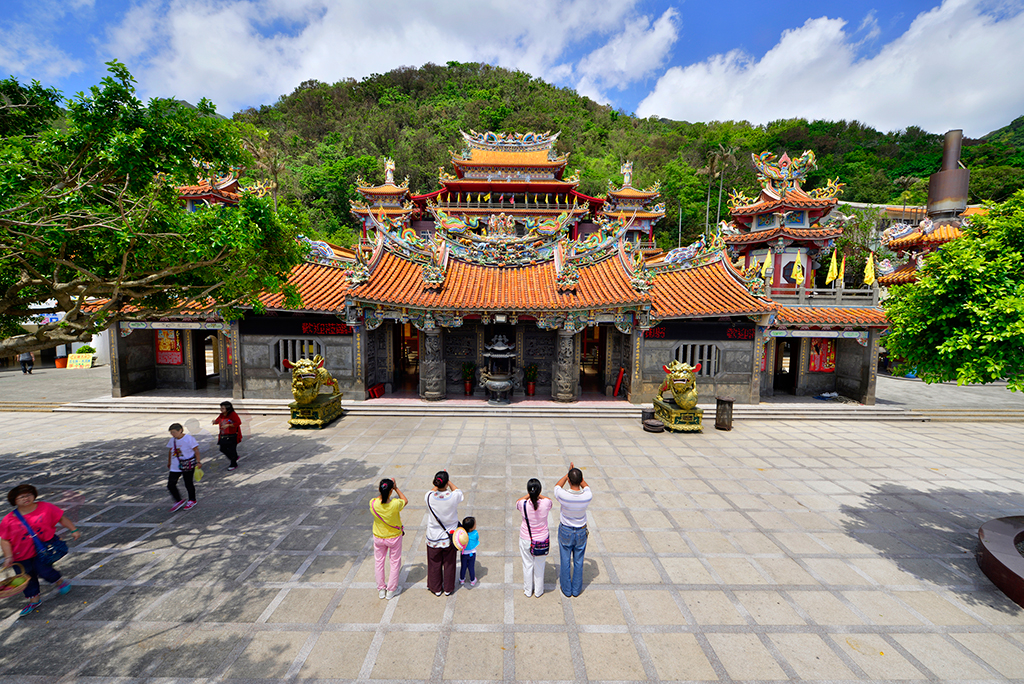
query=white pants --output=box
[519,536,546,597]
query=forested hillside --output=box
[234,61,1024,249]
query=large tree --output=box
[0,62,303,355]
[883,190,1024,391]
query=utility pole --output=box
[677,205,682,247]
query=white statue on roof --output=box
[620,161,633,188]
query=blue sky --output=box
[2,0,1022,137]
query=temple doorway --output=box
[394,323,419,392]
[773,338,800,394]
[579,325,607,395]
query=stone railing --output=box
[768,286,879,307]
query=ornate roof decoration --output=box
[753,150,817,193]
[461,129,559,152]
[662,230,727,268]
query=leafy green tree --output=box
[0,62,303,356]
[883,190,1024,391]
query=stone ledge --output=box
[978,515,1024,608]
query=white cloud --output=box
[637,0,1024,136]
[0,29,85,80]
[573,8,679,103]
[100,0,673,113]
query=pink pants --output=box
[373,535,403,591]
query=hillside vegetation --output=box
[235,61,1024,249]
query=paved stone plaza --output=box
[1,410,1023,683]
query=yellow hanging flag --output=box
[760,253,771,276]
[864,251,875,285]
[825,248,838,284]
[483,193,490,202]
[456,193,461,204]
[791,255,804,285]
[838,255,846,283]
[545,194,550,204]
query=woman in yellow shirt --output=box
[370,478,407,599]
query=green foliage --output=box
[461,362,476,381]
[883,190,1024,391]
[0,62,304,355]
[235,62,1024,250]
[75,344,96,354]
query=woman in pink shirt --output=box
[1,484,81,616]
[515,478,552,598]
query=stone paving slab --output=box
[0,412,1023,683]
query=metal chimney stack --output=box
[927,129,969,222]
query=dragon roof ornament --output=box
[461,129,559,152]
[753,150,817,192]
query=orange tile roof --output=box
[348,251,644,311]
[604,210,665,220]
[607,187,658,200]
[260,263,351,312]
[775,307,888,327]
[351,205,414,216]
[454,149,567,168]
[877,261,919,286]
[724,225,844,245]
[731,187,837,216]
[357,184,409,196]
[888,223,962,250]
[650,260,775,318]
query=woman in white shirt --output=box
[424,470,462,596]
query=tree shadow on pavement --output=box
[839,482,1024,616]
[0,429,380,679]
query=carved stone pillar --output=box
[419,328,445,401]
[553,328,578,403]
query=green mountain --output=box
[234,62,1024,249]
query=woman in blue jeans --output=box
[553,463,592,597]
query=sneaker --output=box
[170,500,186,512]
[433,591,443,596]
[385,589,396,599]
[459,578,465,585]
[378,589,387,599]
[227,466,237,471]
[470,579,478,587]
[183,500,197,510]
[444,592,452,596]
[19,601,41,617]
[524,590,531,597]
[57,581,72,595]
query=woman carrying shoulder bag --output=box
[515,478,552,598]
[424,471,462,596]
[370,478,407,599]
[0,484,81,617]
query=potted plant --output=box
[461,362,476,395]
[524,364,538,396]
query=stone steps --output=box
[0,402,63,412]
[44,398,930,421]
[909,409,1024,422]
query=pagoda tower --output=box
[603,161,665,252]
[725,151,845,291]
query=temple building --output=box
[107,131,886,406]
[719,150,887,400]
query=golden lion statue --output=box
[658,360,700,409]
[283,355,341,405]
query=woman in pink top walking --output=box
[515,478,552,598]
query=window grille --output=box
[673,344,720,377]
[274,338,323,372]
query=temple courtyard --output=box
[1,409,1023,683]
